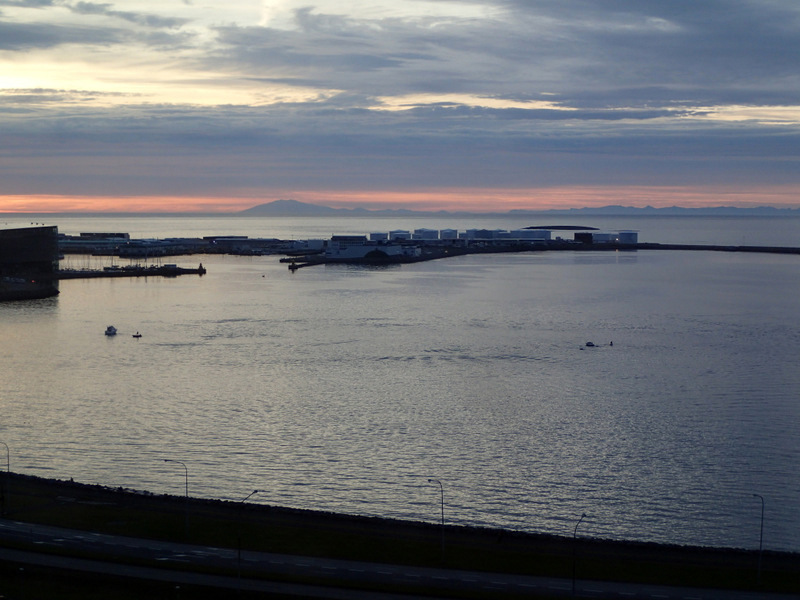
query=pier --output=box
[56,263,207,279]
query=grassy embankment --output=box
[1,472,798,598]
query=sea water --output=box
[1,215,799,551]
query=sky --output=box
[1,0,799,213]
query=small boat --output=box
[585,341,595,347]
[132,332,142,338]
[105,325,117,336]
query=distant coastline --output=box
[2,199,800,219]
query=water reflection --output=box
[1,250,798,551]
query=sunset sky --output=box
[1,0,799,213]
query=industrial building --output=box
[0,226,60,301]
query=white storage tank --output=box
[592,233,616,243]
[369,232,388,241]
[389,230,410,241]
[440,229,458,240]
[511,229,551,240]
[618,230,638,244]
[413,228,439,240]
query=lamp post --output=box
[0,442,8,517]
[238,490,259,586]
[0,442,8,472]
[164,459,189,537]
[572,513,587,598]
[753,494,764,584]
[428,478,444,557]
[240,489,259,503]
[163,459,188,497]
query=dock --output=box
[56,263,207,279]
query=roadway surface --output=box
[0,520,795,600]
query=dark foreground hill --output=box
[0,473,797,599]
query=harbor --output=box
[3,215,800,556]
[4,223,800,300]
[55,227,800,273]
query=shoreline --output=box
[2,471,798,597]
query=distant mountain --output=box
[239,199,455,217]
[511,205,800,216]
[239,199,344,216]
[240,199,799,218]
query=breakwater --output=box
[281,240,800,270]
[56,263,207,279]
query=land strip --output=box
[0,473,798,598]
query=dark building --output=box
[0,226,60,301]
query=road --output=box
[0,520,795,599]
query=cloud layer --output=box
[1,0,799,210]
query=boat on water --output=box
[132,332,142,338]
[105,326,117,336]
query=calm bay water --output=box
[1,215,799,551]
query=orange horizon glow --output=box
[0,186,799,214]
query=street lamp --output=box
[428,478,444,556]
[240,489,259,504]
[0,442,8,472]
[164,459,189,537]
[238,490,260,583]
[0,441,8,517]
[572,513,587,597]
[753,494,765,584]
[163,459,188,497]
